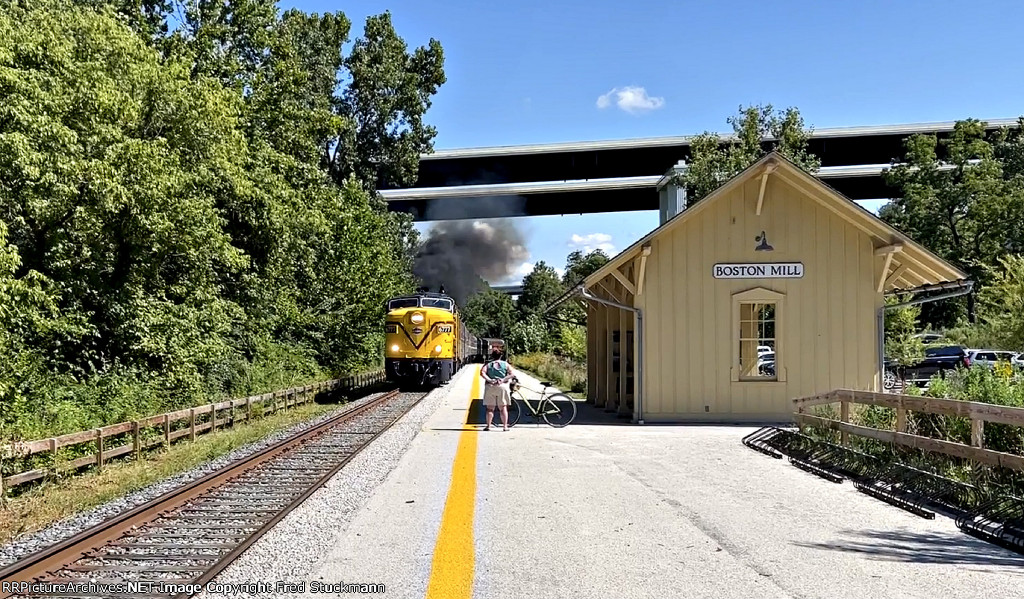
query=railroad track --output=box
[0,389,426,599]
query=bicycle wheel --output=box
[499,397,521,427]
[541,393,577,427]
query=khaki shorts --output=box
[483,383,511,407]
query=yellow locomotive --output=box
[384,292,477,386]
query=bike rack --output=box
[741,427,883,484]
[956,494,1024,555]
[853,462,981,519]
[741,426,789,459]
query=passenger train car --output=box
[385,292,477,386]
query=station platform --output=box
[307,365,1024,599]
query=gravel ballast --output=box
[0,390,388,569]
[193,379,457,599]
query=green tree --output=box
[331,12,446,189]
[0,0,436,438]
[557,323,587,362]
[507,314,549,355]
[883,296,925,380]
[517,261,565,317]
[461,288,517,339]
[562,249,610,287]
[678,104,820,203]
[0,0,248,388]
[977,254,1024,350]
[555,248,610,335]
[880,119,1024,323]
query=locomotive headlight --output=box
[410,312,425,324]
[434,345,442,353]
[391,344,399,352]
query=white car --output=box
[965,349,1016,369]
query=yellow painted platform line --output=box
[425,367,481,599]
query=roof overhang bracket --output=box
[636,244,652,297]
[609,267,635,296]
[883,263,909,291]
[755,162,778,216]
[597,280,623,304]
[875,243,904,293]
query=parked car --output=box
[1013,353,1024,370]
[964,349,1016,369]
[758,352,775,376]
[902,345,969,385]
[912,332,945,344]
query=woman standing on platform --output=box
[480,350,515,431]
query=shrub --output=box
[510,353,586,395]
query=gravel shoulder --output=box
[194,372,466,599]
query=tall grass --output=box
[510,353,586,395]
[831,366,1024,497]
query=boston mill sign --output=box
[713,263,804,279]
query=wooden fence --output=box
[794,389,1024,472]
[0,370,386,493]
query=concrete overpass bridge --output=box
[490,284,522,296]
[380,118,1019,222]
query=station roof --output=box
[556,152,967,308]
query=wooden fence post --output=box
[133,421,140,460]
[0,455,7,505]
[839,399,850,445]
[246,397,253,422]
[96,429,104,471]
[971,418,985,448]
[163,415,170,450]
[896,398,907,433]
[48,438,58,481]
[190,409,196,441]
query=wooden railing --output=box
[0,370,386,493]
[793,389,1024,472]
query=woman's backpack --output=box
[484,360,509,380]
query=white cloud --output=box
[514,261,534,278]
[568,233,615,254]
[498,262,566,286]
[596,86,665,114]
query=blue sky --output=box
[290,0,1024,284]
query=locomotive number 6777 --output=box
[384,292,477,387]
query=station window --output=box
[739,303,775,380]
[731,288,784,382]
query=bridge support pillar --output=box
[658,160,688,225]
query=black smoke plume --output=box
[413,219,529,306]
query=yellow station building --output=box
[550,152,969,423]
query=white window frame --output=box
[731,287,786,383]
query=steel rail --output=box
[0,388,419,599]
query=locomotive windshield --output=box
[388,297,419,310]
[420,297,453,311]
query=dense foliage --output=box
[677,104,820,203]
[881,118,1024,325]
[0,0,443,439]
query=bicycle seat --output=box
[541,381,553,387]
